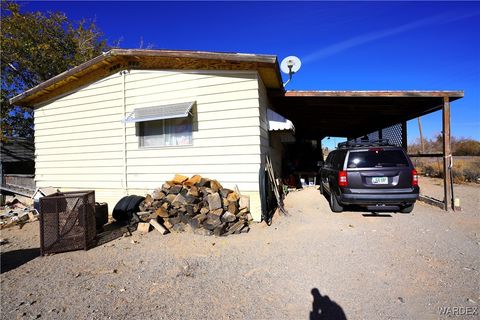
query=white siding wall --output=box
[258,77,270,163]
[34,70,265,221]
[34,73,125,203]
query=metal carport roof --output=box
[269,90,464,139]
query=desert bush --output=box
[424,164,439,177]
[413,157,480,184]
[452,168,465,183]
[451,159,480,183]
[414,158,442,178]
[454,140,480,156]
[410,135,480,156]
[463,168,480,183]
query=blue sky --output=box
[21,1,480,148]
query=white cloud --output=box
[302,11,480,63]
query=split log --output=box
[187,218,200,229]
[155,207,169,218]
[239,195,250,210]
[138,174,252,237]
[206,213,221,225]
[152,189,165,200]
[173,194,187,207]
[163,220,173,229]
[225,220,246,235]
[197,178,210,188]
[144,194,154,206]
[222,198,229,208]
[165,194,176,203]
[227,202,239,214]
[203,218,221,230]
[185,204,195,216]
[178,212,189,224]
[168,216,181,225]
[220,188,233,198]
[168,185,183,195]
[150,219,168,235]
[184,175,203,187]
[161,183,172,192]
[137,222,151,234]
[194,212,208,223]
[187,186,199,197]
[207,193,222,210]
[227,192,240,202]
[210,208,224,216]
[214,223,227,237]
[210,180,223,192]
[221,211,237,223]
[172,174,189,184]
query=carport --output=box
[268,90,464,211]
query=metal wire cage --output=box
[39,191,96,255]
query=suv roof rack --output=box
[337,139,393,149]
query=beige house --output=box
[10,49,292,221]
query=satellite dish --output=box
[280,56,301,87]
[280,56,302,74]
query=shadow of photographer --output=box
[310,288,347,320]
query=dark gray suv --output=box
[320,140,419,213]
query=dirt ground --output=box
[1,177,479,319]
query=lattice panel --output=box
[367,131,379,141]
[381,123,403,147]
[350,123,404,148]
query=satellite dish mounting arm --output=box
[283,64,294,87]
[280,56,301,88]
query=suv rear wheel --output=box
[400,204,414,213]
[329,191,343,212]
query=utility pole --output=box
[417,117,425,153]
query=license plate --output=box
[372,177,388,184]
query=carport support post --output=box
[442,97,452,212]
[401,121,407,151]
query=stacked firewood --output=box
[137,174,252,236]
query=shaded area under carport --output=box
[268,90,464,211]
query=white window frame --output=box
[138,116,193,148]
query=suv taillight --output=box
[338,170,348,187]
[412,169,419,187]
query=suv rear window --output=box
[347,149,409,168]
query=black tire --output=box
[259,167,274,226]
[112,196,130,222]
[400,204,414,213]
[319,182,324,195]
[329,191,343,213]
[112,195,145,222]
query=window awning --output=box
[124,101,195,123]
[267,108,295,132]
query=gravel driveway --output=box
[1,178,479,319]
